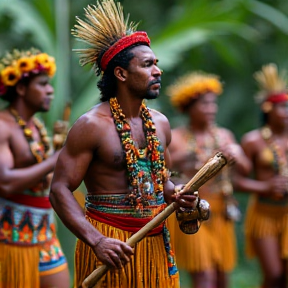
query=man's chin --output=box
[145,92,159,100]
[40,107,50,113]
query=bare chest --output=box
[10,126,42,167]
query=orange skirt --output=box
[167,196,236,273]
[74,216,180,288]
[245,196,288,259]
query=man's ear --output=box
[15,83,26,97]
[114,66,127,82]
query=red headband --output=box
[100,31,150,71]
[266,93,288,103]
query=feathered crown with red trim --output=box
[254,63,288,104]
[72,0,150,74]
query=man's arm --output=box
[0,121,60,196]
[233,132,287,197]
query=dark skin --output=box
[168,92,250,288]
[50,45,196,270]
[234,101,288,288]
[0,73,70,288]
[0,74,59,196]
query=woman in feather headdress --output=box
[235,64,288,288]
[49,1,197,287]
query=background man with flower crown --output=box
[166,71,250,288]
[49,1,198,288]
[0,48,70,288]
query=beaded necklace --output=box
[9,108,50,163]
[187,125,219,169]
[187,125,233,195]
[261,125,288,178]
[109,97,167,209]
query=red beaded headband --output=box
[266,93,288,103]
[100,31,150,71]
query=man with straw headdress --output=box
[166,71,250,288]
[49,1,197,287]
[0,48,69,288]
[235,64,288,288]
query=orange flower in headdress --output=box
[17,57,35,73]
[34,53,51,69]
[1,66,21,86]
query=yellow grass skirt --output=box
[0,243,40,288]
[245,196,288,259]
[167,196,236,272]
[74,216,180,288]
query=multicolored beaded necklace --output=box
[261,125,288,178]
[187,125,233,195]
[109,97,167,209]
[9,108,50,163]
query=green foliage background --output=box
[0,0,288,287]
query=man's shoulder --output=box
[0,110,13,140]
[241,129,262,145]
[216,126,235,139]
[67,102,113,144]
[0,109,12,127]
[149,108,169,123]
[74,102,111,128]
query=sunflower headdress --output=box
[71,0,150,75]
[254,63,288,113]
[0,48,56,97]
[167,71,223,111]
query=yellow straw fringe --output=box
[74,216,180,288]
[167,196,236,273]
[0,243,40,288]
[245,196,288,259]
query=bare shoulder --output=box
[0,110,13,141]
[149,108,171,145]
[241,129,262,146]
[66,102,112,150]
[172,126,187,137]
[217,127,236,142]
[149,108,170,125]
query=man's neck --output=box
[115,95,143,119]
[9,103,35,123]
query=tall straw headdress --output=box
[72,0,150,75]
[254,63,288,112]
[167,71,223,111]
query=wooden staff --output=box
[82,152,227,288]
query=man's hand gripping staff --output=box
[82,152,227,288]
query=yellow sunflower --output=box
[17,57,36,73]
[46,58,57,77]
[34,53,50,69]
[1,66,21,86]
